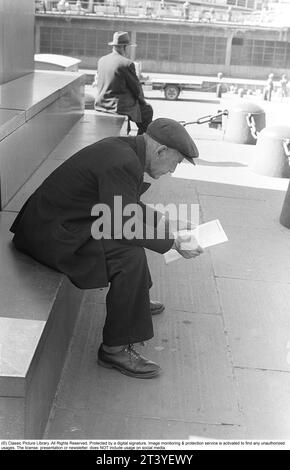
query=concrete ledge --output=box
[35,54,82,72]
[0,71,86,140]
[0,70,86,121]
[0,71,85,208]
[0,110,25,143]
[0,212,84,438]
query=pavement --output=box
[44,93,290,440]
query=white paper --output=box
[164,219,228,264]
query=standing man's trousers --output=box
[102,239,154,346]
[136,103,153,135]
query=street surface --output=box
[44,92,290,440]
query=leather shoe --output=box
[98,344,161,378]
[150,300,165,315]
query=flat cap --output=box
[146,118,199,165]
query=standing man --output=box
[57,0,70,12]
[145,1,153,17]
[216,71,224,98]
[10,118,202,379]
[95,31,153,135]
[182,1,190,20]
[263,73,274,101]
[280,74,288,99]
[226,5,232,22]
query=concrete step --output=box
[0,71,85,209]
[0,211,84,438]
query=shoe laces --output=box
[124,344,140,361]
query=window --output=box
[169,35,181,62]
[192,37,204,62]
[231,38,289,68]
[40,27,51,52]
[181,36,194,62]
[232,37,244,46]
[136,33,147,59]
[159,34,170,61]
[96,30,112,57]
[147,34,159,61]
[85,30,97,56]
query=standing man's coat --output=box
[94,50,144,123]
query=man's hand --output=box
[172,232,203,259]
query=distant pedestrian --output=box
[263,73,274,101]
[260,4,268,25]
[117,0,126,15]
[36,0,47,12]
[209,7,215,22]
[158,0,165,16]
[183,1,190,20]
[75,0,84,13]
[57,0,70,12]
[216,71,223,98]
[138,3,143,16]
[280,74,288,99]
[198,9,205,22]
[226,6,232,22]
[146,0,153,17]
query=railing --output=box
[34,1,286,28]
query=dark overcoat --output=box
[10,136,173,289]
[94,51,143,123]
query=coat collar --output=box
[135,135,146,171]
[119,135,146,172]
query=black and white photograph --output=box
[1,0,290,453]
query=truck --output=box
[142,73,269,100]
[143,73,204,100]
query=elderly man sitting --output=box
[10,118,203,379]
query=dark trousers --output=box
[102,240,153,346]
[136,102,153,135]
[263,87,273,101]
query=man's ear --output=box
[156,145,167,157]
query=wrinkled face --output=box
[146,145,185,179]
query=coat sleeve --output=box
[123,62,144,101]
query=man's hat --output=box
[108,31,136,47]
[146,118,199,165]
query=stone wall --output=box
[0,0,34,84]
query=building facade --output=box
[35,12,290,78]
